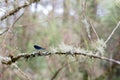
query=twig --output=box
[12,63,31,80]
[89,21,99,39]
[51,60,80,80]
[105,21,120,44]
[82,14,92,40]
[0,0,40,21]
[51,63,66,80]
[0,28,9,35]
[81,0,92,41]
[81,0,99,40]
[0,3,29,21]
[2,13,24,45]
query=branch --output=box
[2,13,24,45]
[51,63,65,80]
[51,61,74,80]
[105,21,120,44]
[0,28,9,35]
[0,0,40,21]
[1,50,120,65]
[12,64,32,80]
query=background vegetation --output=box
[0,0,120,80]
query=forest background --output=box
[0,0,120,80]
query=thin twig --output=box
[81,0,92,41]
[83,15,92,40]
[2,13,24,46]
[81,0,99,40]
[0,28,9,35]
[89,21,99,39]
[12,63,31,80]
[51,60,80,80]
[0,2,30,21]
[105,21,120,44]
[51,63,66,80]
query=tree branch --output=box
[1,50,120,65]
[0,0,40,21]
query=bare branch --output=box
[81,0,99,40]
[51,61,74,80]
[0,0,40,21]
[12,63,32,80]
[0,28,9,35]
[51,63,65,80]
[89,21,99,39]
[2,13,24,45]
[105,21,120,44]
[1,50,120,65]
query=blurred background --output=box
[0,0,120,80]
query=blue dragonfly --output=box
[34,45,45,50]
